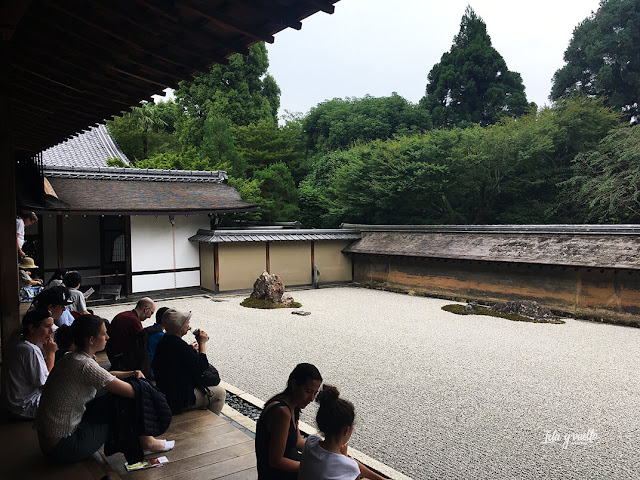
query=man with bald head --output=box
[106,297,156,371]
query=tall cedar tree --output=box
[176,42,280,127]
[551,0,640,119]
[420,7,530,128]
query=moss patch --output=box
[241,297,302,309]
[442,304,565,324]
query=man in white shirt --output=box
[17,211,38,260]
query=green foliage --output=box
[107,101,180,162]
[176,42,279,126]
[565,126,640,222]
[240,297,302,309]
[421,7,531,128]
[300,97,622,226]
[106,158,129,168]
[226,176,262,222]
[233,119,305,181]
[303,93,431,153]
[200,99,245,176]
[441,304,565,324]
[551,0,640,119]
[253,163,299,222]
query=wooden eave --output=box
[5,0,340,155]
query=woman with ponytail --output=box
[255,363,322,479]
[299,384,385,480]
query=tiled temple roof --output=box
[42,124,130,168]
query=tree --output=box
[176,42,280,127]
[107,100,180,162]
[551,0,640,119]
[232,119,305,180]
[253,163,299,222]
[299,96,621,227]
[420,6,531,128]
[565,126,640,222]
[130,101,167,160]
[302,93,431,153]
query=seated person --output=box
[43,268,68,290]
[152,309,226,415]
[106,297,155,371]
[33,286,75,327]
[18,257,43,303]
[141,306,168,379]
[63,271,90,316]
[255,363,322,480]
[36,315,174,464]
[2,310,56,419]
[19,258,42,287]
[54,325,75,363]
[298,385,384,480]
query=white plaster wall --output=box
[130,214,208,293]
[132,271,201,293]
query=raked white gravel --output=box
[93,286,640,479]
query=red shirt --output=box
[107,309,143,357]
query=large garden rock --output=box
[250,271,286,303]
[490,300,556,322]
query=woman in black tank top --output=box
[255,363,322,480]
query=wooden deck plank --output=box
[218,469,259,480]
[167,409,220,427]
[121,440,255,480]
[1,407,258,480]
[158,452,257,480]
[104,410,257,479]
[0,420,115,480]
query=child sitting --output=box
[298,384,385,480]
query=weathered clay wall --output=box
[352,255,640,324]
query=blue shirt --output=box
[146,324,165,374]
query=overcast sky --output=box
[265,0,602,117]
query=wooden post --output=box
[311,241,315,284]
[265,242,270,274]
[125,216,132,295]
[214,244,219,293]
[56,214,64,268]
[0,76,20,360]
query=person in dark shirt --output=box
[106,297,155,371]
[255,363,322,480]
[151,309,225,415]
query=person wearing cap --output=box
[152,309,226,415]
[106,297,156,371]
[33,286,75,327]
[17,211,37,261]
[1,309,56,419]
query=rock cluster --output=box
[250,271,295,305]
[490,300,556,322]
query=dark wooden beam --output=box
[178,3,275,44]
[0,47,20,361]
[50,4,191,70]
[56,215,64,268]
